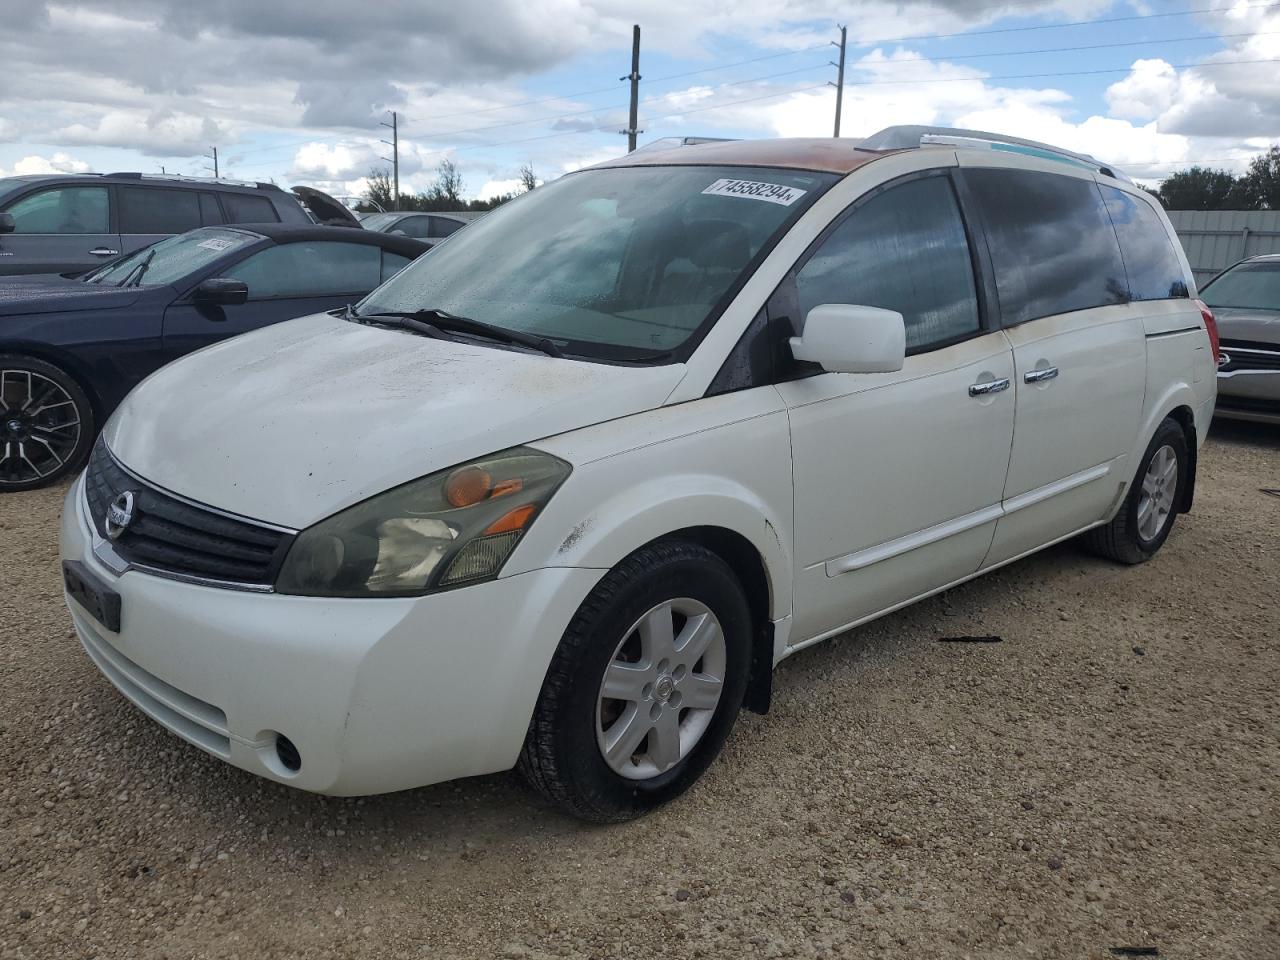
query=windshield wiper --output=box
[115,249,156,288]
[355,307,563,358]
[345,305,451,341]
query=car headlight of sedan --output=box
[275,448,571,597]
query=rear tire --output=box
[518,539,752,822]
[1086,417,1188,564]
[0,354,95,492]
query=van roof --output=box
[594,137,896,175]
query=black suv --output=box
[0,173,329,276]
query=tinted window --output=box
[430,216,463,238]
[84,228,260,286]
[394,216,432,239]
[222,193,278,223]
[795,175,980,352]
[4,186,109,234]
[381,251,413,282]
[1100,186,1188,301]
[966,168,1127,325]
[199,193,225,226]
[121,187,201,234]
[1201,260,1280,311]
[225,241,381,297]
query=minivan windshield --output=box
[357,165,835,360]
[1201,260,1280,312]
[83,227,261,286]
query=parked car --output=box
[1,225,427,490]
[60,128,1217,821]
[1198,253,1280,424]
[358,211,471,242]
[0,173,358,276]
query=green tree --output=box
[1157,166,1241,210]
[1238,145,1280,209]
[362,168,393,211]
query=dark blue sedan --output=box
[0,224,428,490]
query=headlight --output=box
[275,448,571,597]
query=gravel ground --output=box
[1,421,1277,960]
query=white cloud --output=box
[477,178,523,200]
[1105,59,1179,121]
[0,153,92,176]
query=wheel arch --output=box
[1166,403,1197,513]
[0,339,105,426]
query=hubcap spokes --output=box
[596,598,727,781]
[1136,444,1177,541]
[0,369,81,486]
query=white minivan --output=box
[60,127,1219,821]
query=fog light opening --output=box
[275,734,301,773]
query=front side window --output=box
[121,186,201,234]
[225,241,381,297]
[4,186,109,234]
[380,251,413,282]
[794,174,980,352]
[393,216,432,239]
[83,227,261,286]
[1201,260,1280,312]
[966,168,1128,325]
[1100,186,1188,301]
[358,164,836,360]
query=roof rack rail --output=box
[103,172,279,190]
[859,125,1133,184]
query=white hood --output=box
[103,312,685,528]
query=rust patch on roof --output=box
[593,138,900,175]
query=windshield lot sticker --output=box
[702,178,806,206]
[196,238,236,251]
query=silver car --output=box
[1201,254,1280,424]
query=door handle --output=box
[88,248,119,257]
[1024,366,1059,384]
[968,377,1010,397]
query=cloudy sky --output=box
[1,0,1277,201]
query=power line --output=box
[879,29,1280,63]
[837,56,1280,87]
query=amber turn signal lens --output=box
[444,466,492,507]
[483,503,537,535]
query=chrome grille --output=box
[84,439,293,588]
[1219,341,1280,373]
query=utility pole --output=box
[381,111,400,210]
[830,25,847,138]
[207,146,219,178]
[620,25,642,152]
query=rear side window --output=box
[224,241,381,297]
[794,174,980,353]
[222,193,279,223]
[965,168,1127,325]
[199,193,225,226]
[121,187,201,234]
[430,216,463,238]
[4,186,109,234]
[1100,186,1188,301]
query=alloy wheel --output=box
[1137,443,1178,542]
[0,369,83,487]
[596,597,728,781]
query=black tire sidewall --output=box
[1124,420,1188,556]
[0,353,96,492]
[551,548,752,818]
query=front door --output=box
[775,170,1016,643]
[0,184,119,276]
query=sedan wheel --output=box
[0,362,91,491]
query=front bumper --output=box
[1216,365,1280,425]
[60,476,603,795]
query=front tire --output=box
[1086,417,1188,564]
[518,539,752,822]
[0,354,95,492]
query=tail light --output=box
[1194,299,1221,365]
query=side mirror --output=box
[789,303,906,374]
[194,278,249,306]
[0,213,15,234]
